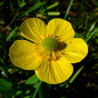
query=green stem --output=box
[66,65,84,88]
[64,0,74,19]
[32,81,42,98]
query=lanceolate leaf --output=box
[0,78,13,92]
[25,74,39,85]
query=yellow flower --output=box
[9,18,88,84]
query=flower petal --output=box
[35,57,73,84]
[63,38,88,63]
[46,18,75,41]
[19,18,46,43]
[9,40,41,70]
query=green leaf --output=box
[39,2,59,14]
[0,65,8,78]
[17,0,22,7]
[33,82,39,89]
[66,65,84,88]
[85,28,98,42]
[24,96,31,98]
[6,27,18,42]
[25,74,39,85]
[64,0,74,19]
[16,90,23,95]
[9,0,14,12]
[0,78,13,92]
[0,1,4,7]
[47,2,59,10]
[89,22,96,32]
[17,0,25,7]
[18,2,46,17]
[48,12,60,16]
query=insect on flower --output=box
[9,18,88,84]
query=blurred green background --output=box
[0,0,98,98]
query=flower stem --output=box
[32,81,42,98]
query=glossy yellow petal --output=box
[19,18,46,43]
[63,38,88,63]
[35,57,73,84]
[46,18,75,41]
[9,40,41,70]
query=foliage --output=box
[0,0,98,98]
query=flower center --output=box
[41,37,58,51]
